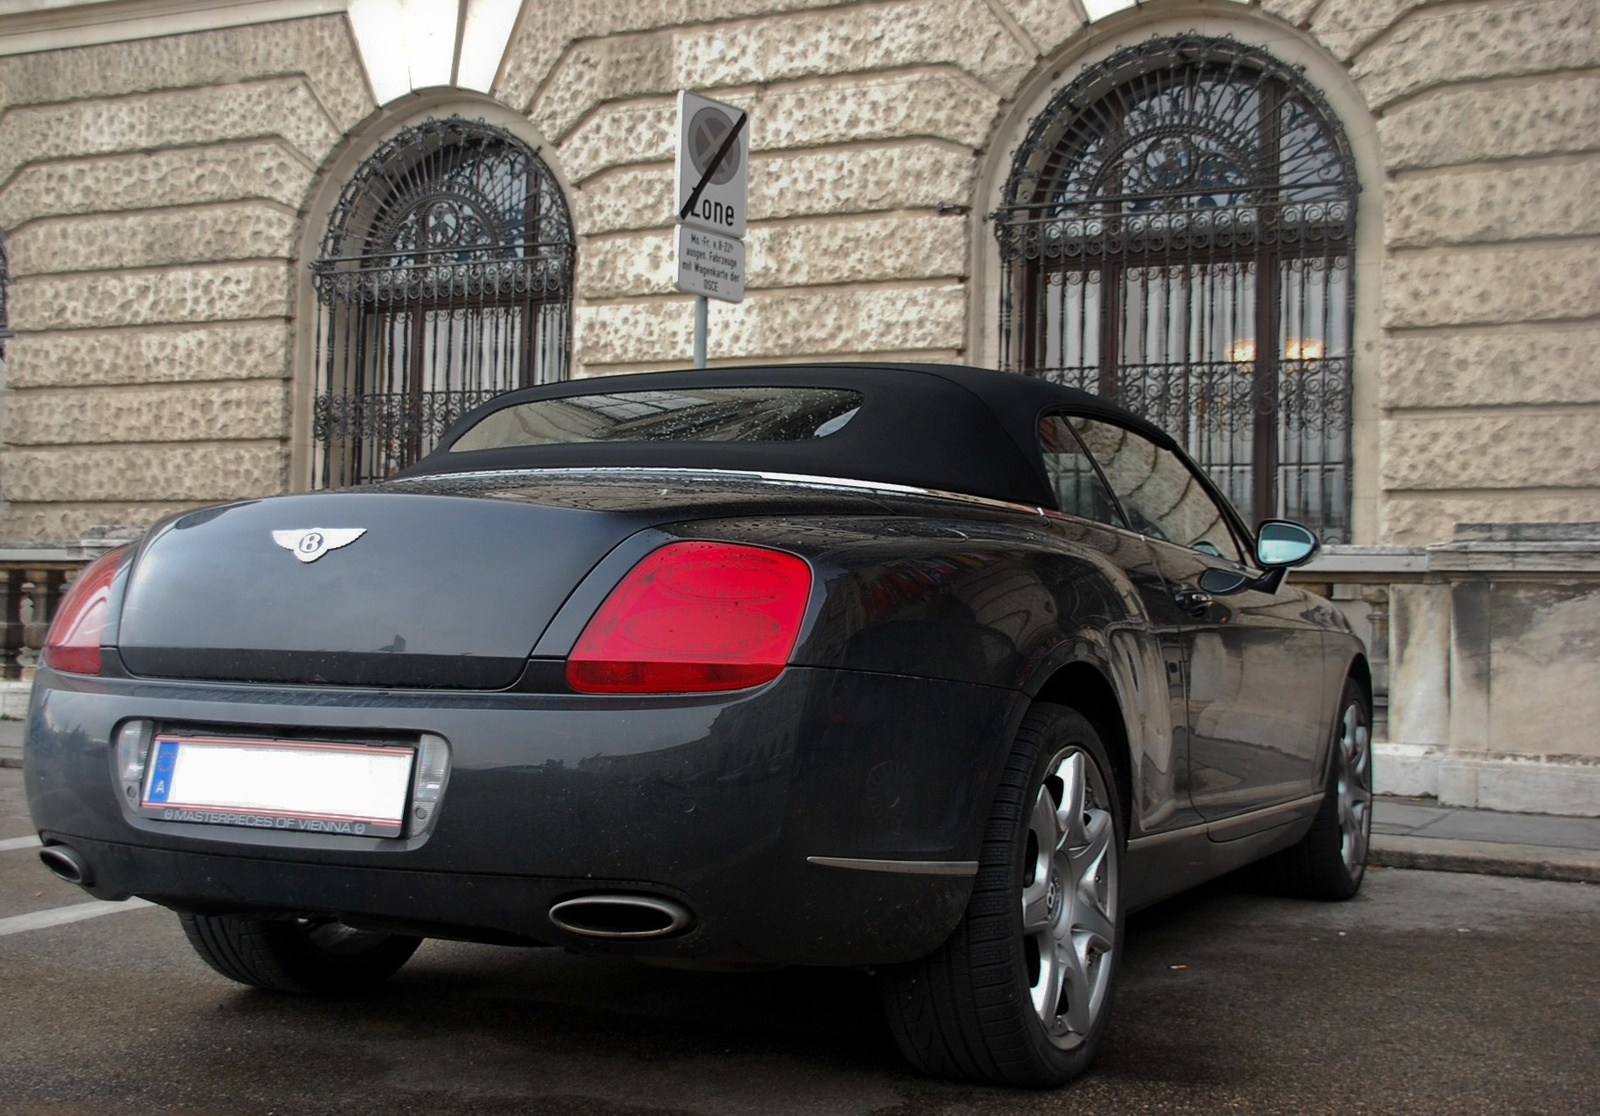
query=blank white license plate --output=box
[141,734,414,838]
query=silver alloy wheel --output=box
[1336,700,1373,874]
[1020,746,1118,1050]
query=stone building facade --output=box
[0,0,1595,811]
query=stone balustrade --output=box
[1293,525,1600,817]
[0,533,134,680]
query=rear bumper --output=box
[26,665,1023,965]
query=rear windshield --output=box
[448,387,863,451]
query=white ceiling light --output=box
[458,0,522,92]
[348,0,522,104]
[1081,0,1136,20]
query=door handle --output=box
[1173,587,1213,617]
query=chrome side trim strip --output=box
[1204,793,1324,838]
[1128,793,1326,851]
[806,856,979,876]
[1126,821,1210,851]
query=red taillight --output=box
[566,541,812,693]
[43,547,127,676]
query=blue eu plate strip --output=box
[145,739,180,803]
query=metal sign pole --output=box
[694,295,708,368]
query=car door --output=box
[1038,414,1202,837]
[1066,416,1327,826]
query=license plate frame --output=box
[139,733,415,838]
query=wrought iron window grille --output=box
[311,117,575,487]
[996,35,1359,542]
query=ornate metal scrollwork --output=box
[996,35,1359,540]
[315,118,574,288]
[312,390,502,446]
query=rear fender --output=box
[775,527,1139,693]
[632,515,1159,847]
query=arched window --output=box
[311,118,574,487]
[997,36,1358,541]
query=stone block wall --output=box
[1269,0,1600,808]
[0,0,1592,549]
[494,0,1067,374]
[0,15,374,543]
[1343,0,1600,544]
[489,0,1600,542]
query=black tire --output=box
[1260,677,1373,900]
[179,913,422,995]
[879,704,1124,1087]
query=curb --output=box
[1371,834,1600,885]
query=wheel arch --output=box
[1031,661,1132,835]
[1317,651,1373,785]
[1346,652,1373,703]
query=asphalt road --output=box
[3,765,1597,1116]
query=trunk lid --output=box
[117,489,657,688]
[114,472,891,688]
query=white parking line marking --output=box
[0,835,42,853]
[0,898,155,937]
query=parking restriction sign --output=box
[675,90,748,239]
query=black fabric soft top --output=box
[399,362,1178,510]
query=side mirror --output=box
[1192,522,1322,599]
[1256,520,1319,568]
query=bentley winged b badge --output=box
[272,528,366,563]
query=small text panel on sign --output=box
[676,226,745,303]
[675,90,748,238]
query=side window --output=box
[1069,417,1244,564]
[1038,415,1125,528]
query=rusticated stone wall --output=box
[494,0,1053,374]
[1339,0,1599,544]
[0,15,374,543]
[495,0,1598,543]
[0,0,1593,552]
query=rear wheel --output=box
[179,913,421,994]
[1261,678,1373,900]
[879,704,1123,1087]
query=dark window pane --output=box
[1038,416,1124,527]
[451,388,863,451]
[1071,418,1243,564]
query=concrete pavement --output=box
[4,713,1597,881]
[2,844,1596,1114]
[1371,796,1600,884]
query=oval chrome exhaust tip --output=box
[549,894,693,939]
[39,845,92,888]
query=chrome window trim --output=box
[399,466,1051,518]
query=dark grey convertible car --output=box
[28,362,1370,1087]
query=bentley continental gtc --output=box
[27,362,1372,1087]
